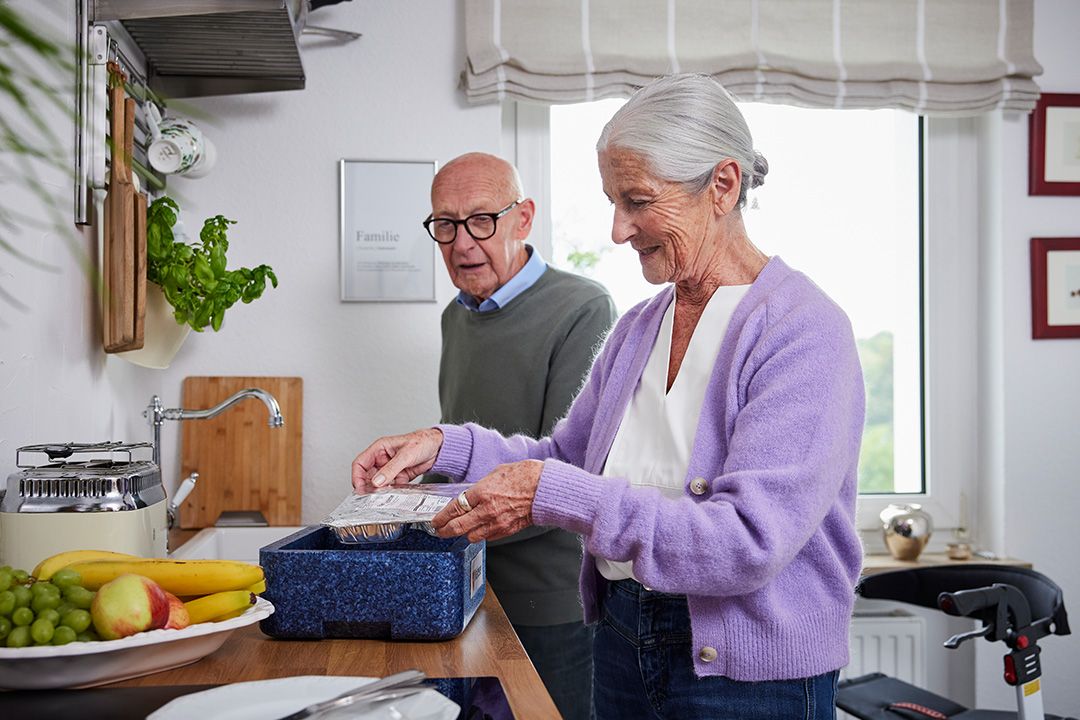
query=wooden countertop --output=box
[125,529,561,719]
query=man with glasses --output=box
[424,152,616,720]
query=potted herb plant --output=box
[117,196,278,368]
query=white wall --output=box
[1,1,1078,710]
[973,0,1080,714]
[0,1,164,485]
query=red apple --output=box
[90,574,170,640]
[163,591,190,630]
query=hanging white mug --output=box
[146,103,216,178]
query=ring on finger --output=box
[456,491,472,513]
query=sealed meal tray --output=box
[322,483,474,544]
[258,524,486,641]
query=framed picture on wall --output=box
[1029,93,1080,195]
[1031,237,1080,339]
[339,159,438,302]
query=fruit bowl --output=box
[0,597,273,690]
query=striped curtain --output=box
[463,0,1042,115]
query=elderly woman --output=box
[353,73,864,719]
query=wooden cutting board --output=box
[178,377,303,528]
[103,82,145,353]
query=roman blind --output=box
[463,0,1042,114]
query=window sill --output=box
[861,552,1032,576]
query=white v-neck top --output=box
[595,284,750,582]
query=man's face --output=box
[430,159,532,302]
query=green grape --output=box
[12,585,32,608]
[60,609,92,634]
[30,618,54,644]
[76,629,99,642]
[0,565,11,573]
[12,569,29,584]
[0,590,15,616]
[51,625,76,645]
[31,593,60,613]
[50,568,81,589]
[30,581,51,597]
[0,569,12,592]
[55,601,74,616]
[0,616,11,640]
[11,607,34,627]
[38,608,61,626]
[63,585,94,609]
[6,625,31,648]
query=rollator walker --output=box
[836,564,1076,720]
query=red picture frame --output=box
[1029,93,1080,196]
[1031,237,1080,339]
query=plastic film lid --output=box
[322,483,474,529]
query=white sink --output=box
[170,526,307,563]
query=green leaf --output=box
[143,195,275,332]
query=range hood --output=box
[90,0,354,98]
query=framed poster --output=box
[1030,237,1080,339]
[340,159,437,302]
[1028,93,1080,196]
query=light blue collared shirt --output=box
[455,244,548,313]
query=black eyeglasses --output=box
[423,201,520,244]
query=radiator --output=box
[839,611,926,719]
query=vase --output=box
[116,283,190,369]
[880,503,933,561]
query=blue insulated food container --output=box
[258,525,486,640]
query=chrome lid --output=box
[2,441,166,513]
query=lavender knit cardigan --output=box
[433,256,865,681]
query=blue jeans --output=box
[514,620,594,720]
[594,579,838,720]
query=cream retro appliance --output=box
[0,442,168,572]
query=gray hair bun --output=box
[749,151,769,189]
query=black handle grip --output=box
[938,587,1002,617]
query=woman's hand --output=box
[430,460,544,543]
[351,427,444,492]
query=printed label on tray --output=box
[470,550,484,598]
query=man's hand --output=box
[351,427,444,492]
[430,460,543,543]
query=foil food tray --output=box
[322,484,471,544]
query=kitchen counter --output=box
[115,529,562,719]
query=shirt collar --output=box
[456,244,548,312]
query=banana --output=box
[247,578,267,595]
[213,607,249,621]
[64,559,264,596]
[33,549,137,581]
[184,590,256,624]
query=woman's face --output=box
[598,148,715,286]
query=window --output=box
[504,103,975,535]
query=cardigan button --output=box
[699,646,718,662]
[689,477,709,496]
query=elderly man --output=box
[424,152,616,720]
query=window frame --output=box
[504,104,977,545]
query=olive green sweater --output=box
[434,266,616,625]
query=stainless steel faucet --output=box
[145,389,285,528]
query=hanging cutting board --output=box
[178,376,303,528]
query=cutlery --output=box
[274,670,427,720]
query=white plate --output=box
[0,597,274,690]
[148,675,460,720]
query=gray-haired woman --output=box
[353,74,865,719]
